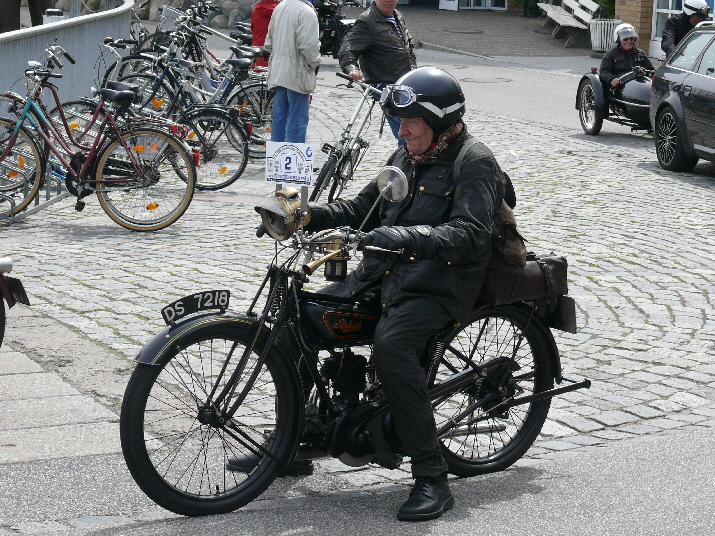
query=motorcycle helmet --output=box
[614,23,638,44]
[380,67,465,135]
[683,0,711,17]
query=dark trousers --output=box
[0,0,21,33]
[373,297,451,478]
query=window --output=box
[669,32,714,70]
[697,40,715,75]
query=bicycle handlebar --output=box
[64,51,75,64]
[336,72,382,96]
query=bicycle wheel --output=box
[309,153,338,202]
[94,127,195,231]
[0,118,44,217]
[120,322,302,516]
[326,145,362,202]
[102,53,157,88]
[181,108,249,190]
[429,305,554,477]
[226,83,273,158]
[119,73,175,117]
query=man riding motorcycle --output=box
[662,0,711,58]
[304,67,507,521]
[600,23,654,88]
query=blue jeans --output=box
[270,86,311,143]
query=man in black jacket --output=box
[338,0,416,144]
[307,67,506,521]
[600,23,654,88]
[662,0,711,57]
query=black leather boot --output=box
[397,474,454,521]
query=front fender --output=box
[576,73,606,111]
[135,311,298,367]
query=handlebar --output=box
[335,72,383,97]
[64,51,75,64]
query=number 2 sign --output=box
[265,142,314,185]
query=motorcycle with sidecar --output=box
[576,65,653,135]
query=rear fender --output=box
[134,311,300,372]
[577,73,606,112]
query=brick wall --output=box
[616,0,654,51]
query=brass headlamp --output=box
[254,187,311,241]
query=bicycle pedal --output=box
[74,200,86,212]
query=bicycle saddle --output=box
[105,80,139,94]
[239,46,269,59]
[230,46,255,59]
[225,58,253,70]
[99,88,136,103]
[177,58,204,70]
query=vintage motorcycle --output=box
[316,0,359,58]
[576,66,653,135]
[0,257,30,348]
[119,168,590,516]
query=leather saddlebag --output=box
[477,255,568,306]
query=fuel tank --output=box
[299,291,381,346]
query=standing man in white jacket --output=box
[264,0,321,143]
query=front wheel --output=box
[655,105,699,171]
[429,306,554,477]
[0,118,45,217]
[120,322,302,516]
[578,80,603,135]
[309,153,338,202]
[95,128,195,231]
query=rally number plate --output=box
[161,290,230,325]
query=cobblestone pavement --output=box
[2,56,715,531]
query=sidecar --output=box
[576,68,652,135]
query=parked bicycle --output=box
[310,72,381,203]
[0,45,196,230]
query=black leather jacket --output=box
[599,45,654,86]
[662,12,696,57]
[337,2,416,85]
[308,129,505,322]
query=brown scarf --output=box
[406,120,464,167]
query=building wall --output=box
[616,0,654,51]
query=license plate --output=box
[6,276,30,306]
[161,290,230,325]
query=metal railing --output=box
[0,0,133,103]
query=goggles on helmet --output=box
[379,85,426,107]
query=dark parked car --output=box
[651,21,715,171]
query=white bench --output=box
[537,0,601,48]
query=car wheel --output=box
[655,105,699,171]
[578,80,603,135]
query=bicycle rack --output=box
[0,161,71,224]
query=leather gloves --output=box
[361,225,437,260]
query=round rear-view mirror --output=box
[375,166,408,202]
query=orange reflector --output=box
[18,156,25,168]
[8,171,18,178]
[148,142,160,150]
[238,106,244,113]
[266,127,272,132]
[146,202,159,210]
[188,131,196,139]
[70,123,79,129]
[151,97,164,108]
[133,145,145,152]
[219,166,227,174]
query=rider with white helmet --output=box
[662,0,711,57]
[600,23,654,88]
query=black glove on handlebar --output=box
[361,225,438,260]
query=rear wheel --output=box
[119,73,176,117]
[0,118,44,217]
[429,306,554,477]
[95,128,195,231]
[655,105,699,171]
[181,108,249,190]
[578,80,603,135]
[120,323,302,516]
